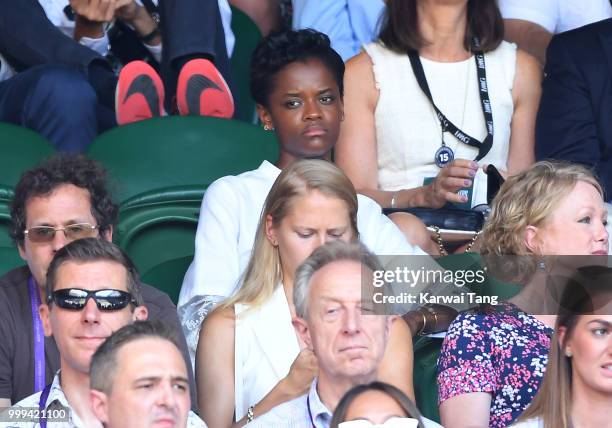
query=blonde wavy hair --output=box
[219,159,359,311]
[480,161,603,256]
[479,161,603,283]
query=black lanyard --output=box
[407,38,494,162]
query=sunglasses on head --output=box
[24,223,98,243]
[47,288,136,311]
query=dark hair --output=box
[90,320,183,393]
[46,238,143,306]
[250,29,345,107]
[330,381,426,428]
[379,0,504,53]
[10,154,118,246]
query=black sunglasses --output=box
[47,288,137,311]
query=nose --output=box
[342,308,361,335]
[596,219,609,244]
[313,233,327,248]
[155,381,177,408]
[302,99,322,121]
[81,297,101,324]
[51,228,68,252]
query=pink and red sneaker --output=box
[115,61,165,125]
[176,59,234,119]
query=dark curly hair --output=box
[10,154,118,246]
[250,28,345,108]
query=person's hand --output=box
[481,164,509,179]
[114,0,140,21]
[70,0,117,22]
[425,159,479,208]
[282,349,318,397]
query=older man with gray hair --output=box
[249,241,440,427]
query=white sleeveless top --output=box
[364,41,517,207]
[234,285,300,421]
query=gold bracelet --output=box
[417,309,427,335]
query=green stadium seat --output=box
[0,192,13,249]
[0,123,55,189]
[87,116,278,205]
[114,188,202,303]
[413,336,443,424]
[230,6,261,123]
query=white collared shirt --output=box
[248,379,332,428]
[249,379,443,428]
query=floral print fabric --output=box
[437,302,553,427]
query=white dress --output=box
[510,417,543,428]
[233,285,300,421]
[364,41,517,207]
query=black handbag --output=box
[383,207,485,231]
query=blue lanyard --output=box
[28,276,46,392]
[306,395,316,428]
[38,383,52,428]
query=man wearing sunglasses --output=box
[0,155,194,408]
[4,239,206,427]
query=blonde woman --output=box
[196,159,414,428]
[437,161,609,428]
[512,266,612,428]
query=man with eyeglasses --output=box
[0,154,194,408]
[2,239,206,427]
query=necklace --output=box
[408,38,494,168]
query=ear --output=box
[102,225,113,242]
[90,389,110,424]
[39,304,53,337]
[292,317,313,350]
[265,214,278,247]
[17,242,27,261]
[256,104,274,130]
[384,315,394,342]
[524,225,541,253]
[558,325,569,352]
[132,305,148,321]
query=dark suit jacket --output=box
[536,18,612,200]
[0,0,103,76]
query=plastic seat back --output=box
[87,116,278,205]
